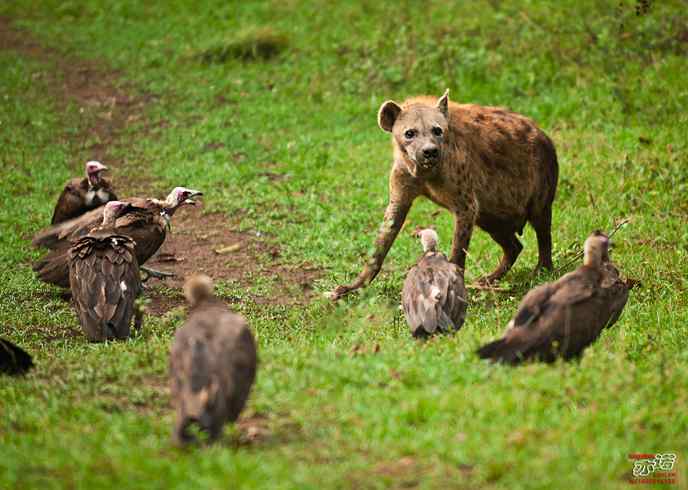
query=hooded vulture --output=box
[477,231,631,364]
[51,161,117,225]
[33,187,202,288]
[169,275,257,445]
[68,201,142,341]
[0,338,34,376]
[402,229,467,338]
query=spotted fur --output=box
[331,91,558,299]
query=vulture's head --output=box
[85,161,108,186]
[418,228,439,253]
[164,187,203,215]
[583,231,610,267]
[101,201,131,227]
[183,274,214,307]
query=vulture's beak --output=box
[183,190,203,206]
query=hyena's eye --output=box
[432,127,443,137]
[404,129,416,139]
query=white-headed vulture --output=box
[402,229,467,338]
[32,187,202,288]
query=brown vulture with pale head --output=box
[477,231,631,364]
[69,201,143,341]
[51,161,117,225]
[32,187,202,288]
[0,338,34,376]
[170,275,257,445]
[402,229,467,338]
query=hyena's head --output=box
[378,90,450,177]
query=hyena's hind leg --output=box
[530,205,554,272]
[477,217,524,284]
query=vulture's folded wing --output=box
[402,265,441,334]
[34,206,104,249]
[51,182,85,225]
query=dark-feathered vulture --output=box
[170,275,257,445]
[0,338,34,376]
[33,187,202,288]
[69,201,143,341]
[51,161,117,225]
[402,229,467,337]
[477,231,630,364]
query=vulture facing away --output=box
[402,229,467,338]
[33,187,202,288]
[477,231,631,364]
[0,338,34,376]
[51,161,117,225]
[69,201,143,341]
[170,275,257,445]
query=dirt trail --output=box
[0,16,320,314]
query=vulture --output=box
[51,161,117,225]
[402,229,467,338]
[170,275,257,445]
[477,231,631,364]
[0,338,34,376]
[69,201,143,341]
[32,187,202,288]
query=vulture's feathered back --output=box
[0,338,34,376]
[68,201,142,341]
[51,161,117,225]
[33,187,202,288]
[477,231,631,364]
[402,229,467,337]
[170,275,257,445]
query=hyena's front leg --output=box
[328,200,411,300]
[448,209,475,272]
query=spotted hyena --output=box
[330,90,558,299]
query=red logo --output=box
[628,453,677,485]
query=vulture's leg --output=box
[328,200,412,300]
[140,266,175,282]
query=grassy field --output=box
[1,1,687,488]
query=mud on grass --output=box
[145,206,321,313]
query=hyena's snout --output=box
[419,144,440,167]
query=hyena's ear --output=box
[437,89,449,119]
[378,100,403,133]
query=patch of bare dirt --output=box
[1,16,322,320]
[145,205,321,312]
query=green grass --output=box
[1,1,687,488]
